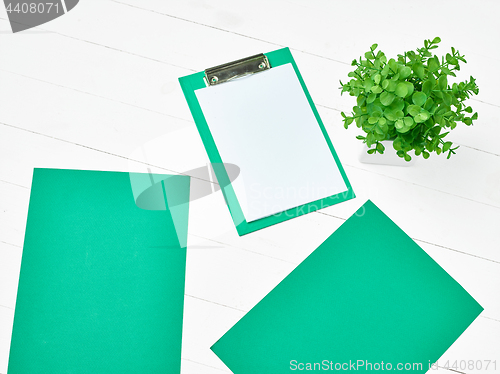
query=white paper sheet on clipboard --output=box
[195,63,348,222]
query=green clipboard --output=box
[179,47,355,236]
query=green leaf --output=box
[378,119,388,133]
[356,135,366,140]
[404,116,414,128]
[433,90,443,99]
[395,82,408,98]
[366,133,376,146]
[381,64,391,77]
[414,113,425,123]
[394,110,405,119]
[395,119,404,130]
[471,112,478,120]
[370,43,378,51]
[371,85,383,94]
[464,106,473,113]
[443,92,452,106]
[373,73,381,85]
[393,138,403,151]
[384,108,397,121]
[443,141,452,152]
[422,151,430,159]
[371,108,383,118]
[419,110,430,121]
[380,91,396,106]
[381,80,389,90]
[386,80,398,92]
[404,81,414,97]
[414,110,430,123]
[438,75,448,90]
[399,65,411,79]
[367,93,377,104]
[412,63,425,79]
[441,66,453,76]
[376,142,385,153]
[390,97,405,112]
[368,116,378,124]
[367,148,377,154]
[430,126,441,137]
[389,58,398,73]
[432,37,441,44]
[412,92,427,106]
[424,97,434,111]
[422,80,434,96]
[428,56,439,72]
[404,153,412,162]
[364,79,374,91]
[365,51,375,60]
[407,105,421,117]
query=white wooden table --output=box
[0,1,499,373]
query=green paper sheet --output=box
[8,168,190,374]
[211,200,483,373]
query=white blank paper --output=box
[195,63,348,222]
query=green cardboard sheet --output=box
[8,168,190,374]
[211,200,483,373]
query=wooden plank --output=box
[1,4,497,154]
[3,119,499,269]
[318,106,500,210]
[0,306,13,374]
[438,316,500,374]
[181,296,243,371]
[3,120,500,264]
[0,242,21,310]
[111,0,500,106]
[0,70,191,159]
[0,19,192,120]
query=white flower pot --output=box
[359,140,416,166]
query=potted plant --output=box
[339,37,479,162]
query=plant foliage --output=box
[340,37,479,161]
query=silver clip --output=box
[204,53,271,86]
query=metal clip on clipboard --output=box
[204,53,271,86]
